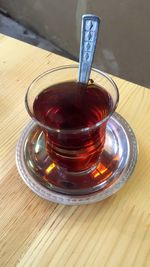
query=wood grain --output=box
[0,34,150,267]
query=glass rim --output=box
[25,64,119,134]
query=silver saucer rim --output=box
[16,113,138,205]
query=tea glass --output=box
[25,65,119,192]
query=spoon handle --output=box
[78,14,100,84]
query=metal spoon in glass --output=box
[78,14,100,84]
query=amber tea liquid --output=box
[33,81,113,173]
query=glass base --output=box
[16,113,138,204]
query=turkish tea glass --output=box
[25,65,119,192]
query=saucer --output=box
[16,113,138,205]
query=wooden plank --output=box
[0,34,150,267]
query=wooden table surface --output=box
[0,34,150,267]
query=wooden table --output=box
[0,34,150,267]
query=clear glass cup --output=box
[25,65,119,192]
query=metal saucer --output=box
[16,113,138,205]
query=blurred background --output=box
[0,0,149,87]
